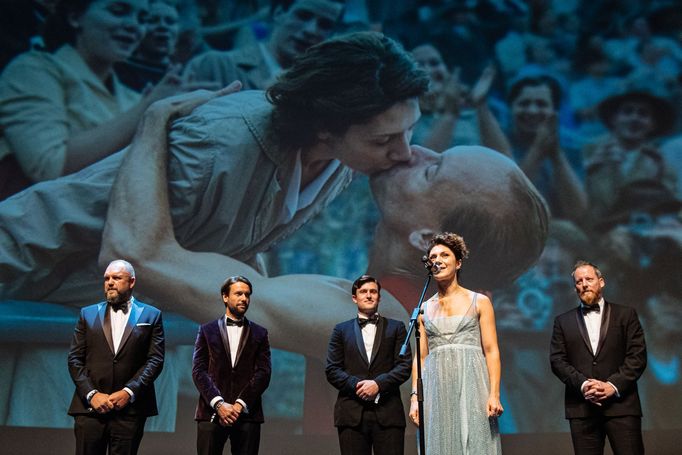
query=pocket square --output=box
[136,322,151,326]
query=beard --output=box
[106,289,131,305]
[579,289,600,306]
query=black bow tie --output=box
[581,304,600,315]
[358,315,379,327]
[109,303,128,314]
[225,318,244,327]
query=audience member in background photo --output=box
[116,0,180,92]
[0,0,194,199]
[183,0,344,90]
[478,74,588,223]
[410,43,497,152]
[583,85,680,231]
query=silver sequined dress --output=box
[421,293,502,454]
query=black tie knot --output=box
[581,304,600,315]
[358,314,379,327]
[109,302,128,314]
[226,318,244,327]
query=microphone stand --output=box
[400,267,433,455]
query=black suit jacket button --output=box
[592,361,597,365]
[113,359,118,364]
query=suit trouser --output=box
[337,408,405,455]
[197,420,261,455]
[569,415,644,455]
[74,413,147,455]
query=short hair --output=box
[571,260,603,279]
[221,275,253,296]
[266,31,430,149]
[427,233,469,261]
[107,259,136,278]
[435,158,549,290]
[507,75,562,108]
[351,274,381,296]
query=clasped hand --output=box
[355,380,379,401]
[91,390,130,413]
[217,402,243,427]
[583,379,616,405]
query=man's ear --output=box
[408,228,436,251]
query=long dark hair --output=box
[266,31,429,150]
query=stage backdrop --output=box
[1,1,681,454]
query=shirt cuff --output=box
[580,381,590,394]
[124,387,135,402]
[86,389,98,404]
[210,396,224,409]
[374,393,381,404]
[236,398,249,414]
[607,381,620,397]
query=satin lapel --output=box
[574,307,594,356]
[217,316,232,368]
[353,321,369,365]
[99,302,115,355]
[117,298,142,356]
[368,317,385,367]
[594,302,611,358]
[234,320,251,367]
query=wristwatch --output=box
[215,400,225,410]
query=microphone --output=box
[421,256,441,274]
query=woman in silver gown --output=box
[409,232,503,454]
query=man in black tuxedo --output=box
[192,275,271,455]
[325,275,412,455]
[67,259,165,455]
[550,260,647,455]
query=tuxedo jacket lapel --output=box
[574,308,593,356]
[217,316,233,367]
[117,298,142,356]
[234,320,251,367]
[595,301,612,358]
[353,320,369,365]
[368,317,385,367]
[99,302,115,355]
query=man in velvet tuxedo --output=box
[325,275,412,455]
[550,261,647,455]
[67,260,165,455]
[192,276,271,455]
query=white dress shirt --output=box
[209,316,248,412]
[358,313,380,403]
[582,298,604,354]
[111,300,132,354]
[580,298,619,396]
